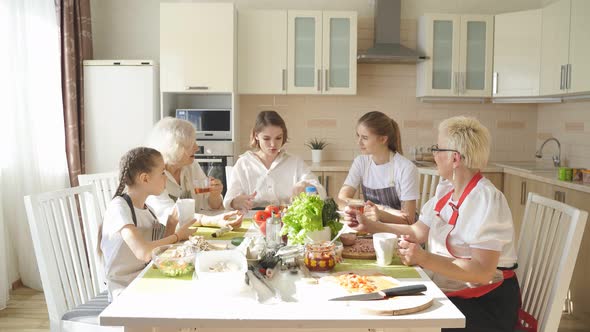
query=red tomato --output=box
[265,205,281,215]
[259,221,267,235]
[253,211,270,226]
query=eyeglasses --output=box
[430,144,463,157]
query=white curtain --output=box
[0,0,70,295]
[0,169,7,310]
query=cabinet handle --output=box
[554,191,566,203]
[282,69,287,91]
[185,86,209,90]
[520,181,527,205]
[492,72,498,95]
[325,175,330,197]
[560,65,566,90]
[452,72,457,94]
[317,69,322,91]
[566,64,572,90]
[461,72,466,94]
[325,69,329,91]
[318,175,323,185]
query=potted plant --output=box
[305,138,328,163]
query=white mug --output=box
[373,233,398,266]
[176,198,195,227]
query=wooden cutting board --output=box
[341,238,376,259]
[354,295,434,316]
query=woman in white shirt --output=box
[224,111,326,210]
[345,116,519,331]
[338,111,419,224]
[146,118,241,227]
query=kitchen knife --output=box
[328,284,427,301]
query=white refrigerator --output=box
[83,60,159,173]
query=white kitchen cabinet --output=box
[160,3,235,93]
[238,10,287,94]
[287,11,357,95]
[417,14,493,98]
[567,0,590,94]
[540,0,590,95]
[238,10,356,95]
[492,9,542,97]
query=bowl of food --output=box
[195,250,248,292]
[152,243,198,277]
[304,241,336,272]
[340,233,357,246]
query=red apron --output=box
[433,172,515,299]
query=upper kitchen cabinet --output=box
[417,14,493,98]
[540,0,590,96]
[238,10,287,94]
[492,9,542,97]
[160,3,235,93]
[238,10,356,95]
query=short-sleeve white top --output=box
[100,196,160,301]
[343,153,419,202]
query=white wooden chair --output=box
[517,192,588,332]
[78,171,119,217]
[417,168,441,212]
[24,185,120,332]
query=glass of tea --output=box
[193,178,210,194]
[346,199,365,225]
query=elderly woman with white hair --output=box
[345,116,519,331]
[146,117,241,228]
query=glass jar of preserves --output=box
[304,241,336,272]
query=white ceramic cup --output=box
[373,233,398,266]
[176,198,195,227]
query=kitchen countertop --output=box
[307,160,503,173]
[496,163,590,194]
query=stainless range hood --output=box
[357,0,426,63]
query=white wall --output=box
[90,0,542,61]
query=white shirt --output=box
[146,162,220,224]
[343,153,419,201]
[100,197,160,301]
[420,177,517,292]
[223,150,326,209]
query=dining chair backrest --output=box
[24,185,106,331]
[225,165,233,186]
[417,168,441,212]
[517,192,588,332]
[78,171,119,217]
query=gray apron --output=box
[122,194,166,242]
[361,153,402,210]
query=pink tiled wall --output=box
[238,18,538,163]
[538,101,590,168]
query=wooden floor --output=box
[0,287,588,331]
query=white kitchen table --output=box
[99,258,465,332]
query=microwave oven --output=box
[175,109,231,140]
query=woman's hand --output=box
[209,177,223,196]
[175,218,196,241]
[220,210,244,228]
[343,206,375,233]
[363,200,380,223]
[292,181,311,197]
[397,234,427,266]
[231,192,257,212]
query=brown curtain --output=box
[56,0,93,187]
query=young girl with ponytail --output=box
[338,111,419,224]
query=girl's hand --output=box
[363,200,380,223]
[209,177,223,196]
[343,206,373,233]
[397,234,426,266]
[220,210,244,228]
[175,218,196,241]
[166,206,180,227]
[231,192,256,212]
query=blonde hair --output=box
[439,116,490,170]
[147,117,196,165]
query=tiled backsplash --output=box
[538,101,590,168]
[238,18,538,163]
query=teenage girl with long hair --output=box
[338,111,419,224]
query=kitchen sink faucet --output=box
[535,137,561,167]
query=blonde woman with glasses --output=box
[345,116,519,331]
